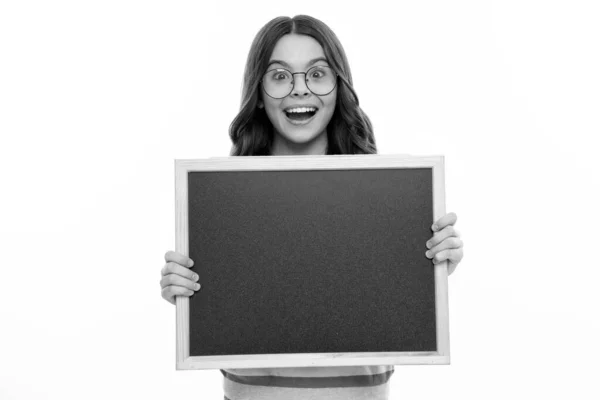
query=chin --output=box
[279,127,326,143]
[271,125,328,155]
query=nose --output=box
[291,73,311,97]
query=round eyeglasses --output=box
[261,65,338,99]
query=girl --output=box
[160,15,464,400]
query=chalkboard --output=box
[175,154,449,370]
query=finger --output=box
[432,248,463,265]
[432,212,458,232]
[160,274,201,292]
[426,225,459,249]
[164,250,195,269]
[444,249,464,275]
[162,287,176,305]
[161,261,199,281]
[426,237,463,259]
[448,262,458,276]
[161,285,195,305]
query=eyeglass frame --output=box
[260,65,339,99]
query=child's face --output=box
[260,34,337,155]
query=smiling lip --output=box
[283,109,318,126]
[283,104,319,112]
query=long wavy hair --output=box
[229,15,377,156]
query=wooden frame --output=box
[175,154,449,370]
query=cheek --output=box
[321,92,337,121]
[321,106,335,124]
[264,100,283,126]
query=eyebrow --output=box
[267,57,329,69]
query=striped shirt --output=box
[221,365,395,400]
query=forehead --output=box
[269,34,326,68]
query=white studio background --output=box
[1,1,599,399]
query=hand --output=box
[425,212,463,275]
[160,251,201,305]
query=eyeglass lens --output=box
[262,66,336,99]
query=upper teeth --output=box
[286,107,316,113]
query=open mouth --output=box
[284,107,319,122]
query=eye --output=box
[267,69,291,82]
[309,66,329,79]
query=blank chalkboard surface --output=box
[175,154,449,370]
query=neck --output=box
[270,130,328,156]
